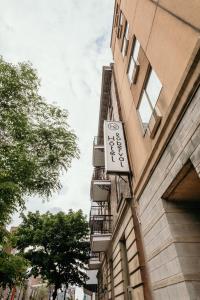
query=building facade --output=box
[88,1,200,299]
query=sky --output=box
[0,0,114,298]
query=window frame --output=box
[121,21,129,58]
[138,68,162,131]
[127,37,140,84]
[119,11,123,26]
[115,175,130,212]
[117,11,123,38]
[114,4,119,27]
[109,106,114,121]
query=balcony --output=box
[88,252,101,270]
[90,204,109,217]
[93,136,105,167]
[90,167,111,202]
[84,270,98,295]
[90,215,112,252]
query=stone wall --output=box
[138,86,200,299]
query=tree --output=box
[14,210,90,300]
[0,252,28,289]
[0,228,29,290]
[0,226,9,246]
[0,56,79,224]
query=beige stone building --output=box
[88,1,200,299]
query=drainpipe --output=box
[127,175,153,300]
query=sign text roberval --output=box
[104,121,129,173]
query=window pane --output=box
[121,23,129,57]
[138,92,152,124]
[127,58,135,82]
[119,12,123,25]
[133,39,140,62]
[122,38,127,57]
[125,23,129,39]
[146,69,162,107]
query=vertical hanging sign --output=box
[104,121,129,174]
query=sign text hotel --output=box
[104,121,129,174]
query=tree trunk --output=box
[63,287,67,300]
[52,284,59,300]
[48,286,52,300]
[52,289,57,300]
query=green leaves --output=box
[0,56,79,224]
[14,210,90,288]
[0,252,29,288]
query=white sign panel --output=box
[104,121,129,173]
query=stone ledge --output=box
[147,236,200,262]
[153,272,200,290]
[143,209,166,237]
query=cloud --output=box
[49,207,64,214]
[0,0,114,250]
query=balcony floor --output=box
[91,233,111,252]
[88,259,101,270]
[91,180,111,202]
[93,146,104,167]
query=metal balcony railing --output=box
[93,136,105,168]
[92,167,109,181]
[90,215,113,235]
[88,252,101,269]
[90,205,109,217]
[90,252,100,260]
[93,136,104,147]
[90,169,111,202]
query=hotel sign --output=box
[104,121,129,174]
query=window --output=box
[109,105,114,120]
[114,4,119,27]
[119,239,130,298]
[121,22,129,57]
[127,39,140,84]
[117,11,123,38]
[108,98,114,120]
[116,175,131,209]
[119,11,123,26]
[116,176,123,205]
[138,69,162,126]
